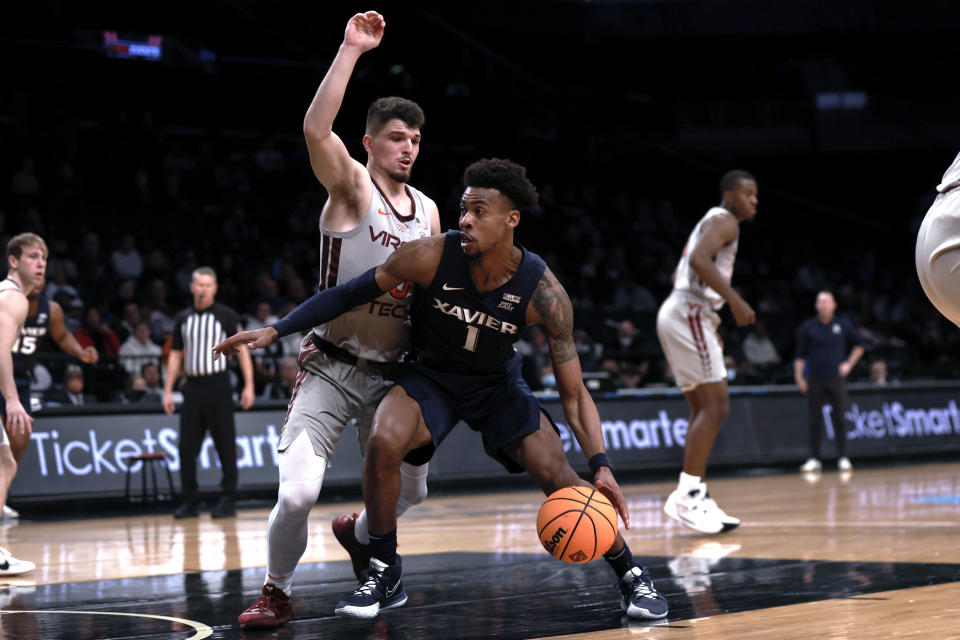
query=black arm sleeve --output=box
[269,267,384,338]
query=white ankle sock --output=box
[678,471,701,494]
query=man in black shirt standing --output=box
[164,267,255,518]
[793,291,864,473]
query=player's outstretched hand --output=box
[595,472,630,530]
[79,346,99,364]
[344,11,385,53]
[212,327,278,359]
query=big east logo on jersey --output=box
[432,299,518,335]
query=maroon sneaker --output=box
[238,584,295,629]
[332,513,372,582]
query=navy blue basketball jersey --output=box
[13,295,51,384]
[410,230,547,374]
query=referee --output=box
[163,266,255,518]
[793,290,864,474]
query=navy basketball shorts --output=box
[396,354,541,473]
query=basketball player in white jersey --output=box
[657,170,757,534]
[238,11,441,629]
[916,152,960,325]
[0,232,46,575]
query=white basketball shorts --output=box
[916,187,960,327]
[657,290,727,391]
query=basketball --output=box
[536,486,618,563]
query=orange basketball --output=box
[536,486,618,563]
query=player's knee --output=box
[277,481,319,518]
[366,427,408,467]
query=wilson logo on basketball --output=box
[542,527,567,554]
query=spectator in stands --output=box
[118,320,163,379]
[11,156,40,197]
[870,358,890,385]
[604,319,647,369]
[145,279,177,339]
[611,279,658,314]
[110,234,143,281]
[742,321,781,370]
[245,301,279,332]
[74,307,120,356]
[43,262,82,309]
[261,356,298,401]
[45,365,95,407]
[573,328,601,372]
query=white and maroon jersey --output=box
[937,152,960,193]
[672,206,738,311]
[313,176,433,362]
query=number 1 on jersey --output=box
[462,325,479,352]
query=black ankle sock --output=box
[604,544,634,579]
[368,529,398,566]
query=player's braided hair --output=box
[463,158,539,215]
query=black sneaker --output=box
[618,566,668,619]
[334,557,407,619]
[174,501,200,519]
[211,496,236,518]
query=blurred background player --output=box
[163,267,255,519]
[3,287,98,519]
[794,291,864,472]
[236,11,440,630]
[916,152,960,326]
[0,233,47,575]
[658,170,758,534]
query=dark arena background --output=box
[2,2,960,639]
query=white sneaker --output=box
[0,547,35,576]
[1,505,19,520]
[664,487,724,534]
[838,457,853,471]
[700,486,740,532]
[800,458,822,473]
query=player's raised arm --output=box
[212,234,444,359]
[527,267,629,528]
[689,215,755,326]
[303,11,385,197]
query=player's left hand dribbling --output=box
[595,472,630,530]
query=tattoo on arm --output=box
[532,270,577,364]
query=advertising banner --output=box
[10,383,959,501]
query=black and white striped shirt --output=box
[171,303,240,377]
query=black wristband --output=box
[589,452,612,474]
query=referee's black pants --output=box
[806,375,849,459]
[179,372,237,501]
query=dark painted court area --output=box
[1,552,957,639]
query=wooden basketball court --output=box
[0,460,958,638]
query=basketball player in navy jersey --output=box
[0,286,99,519]
[0,232,47,575]
[215,159,669,621]
[235,10,441,630]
